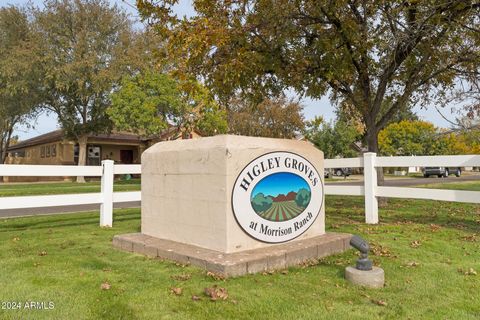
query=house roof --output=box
[8,126,203,151]
[8,130,65,151]
[8,130,144,151]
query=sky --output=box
[251,172,309,198]
[5,0,456,140]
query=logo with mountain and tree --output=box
[250,172,311,222]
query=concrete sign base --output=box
[114,232,352,277]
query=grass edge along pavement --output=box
[1,189,479,319]
[0,179,141,197]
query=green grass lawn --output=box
[0,179,141,197]
[0,192,479,319]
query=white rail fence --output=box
[1,154,479,226]
[0,160,140,227]
[325,153,480,224]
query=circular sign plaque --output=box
[232,151,323,243]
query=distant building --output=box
[5,127,201,182]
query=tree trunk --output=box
[1,127,13,164]
[365,127,384,182]
[0,128,13,182]
[366,126,387,206]
[76,135,88,183]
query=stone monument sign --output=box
[114,135,351,276]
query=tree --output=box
[34,0,139,182]
[0,6,42,164]
[108,72,227,137]
[227,95,304,138]
[295,188,310,208]
[137,0,479,154]
[251,193,273,213]
[305,117,360,159]
[378,120,470,156]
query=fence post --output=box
[363,153,378,224]
[100,160,114,227]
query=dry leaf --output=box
[171,287,183,295]
[172,273,191,281]
[38,251,47,256]
[192,295,201,301]
[465,268,477,276]
[281,270,289,275]
[100,282,111,290]
[371,244,393,257]
[462,234,477,242]
[175,262,190,267]
[12,237,20,241]
[204,285,228,301]
[405,261,420,267]
[206,271,225,281]
[372,299,387,306]
[410,240,421,248]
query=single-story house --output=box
[5,127,201,182]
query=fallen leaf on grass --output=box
[38,251,47,256]
[300,259,320,267]
[461,234,477,242]
[12,237,20,241]
[459,268,477,276]
[281,270,289,275]
[171,287,183,295]
[204,285,228,301]
[102,268,112,272]
[100,282,111,290]
[171,273,191,281]
[261,270,275,276]
[371,244,393,257]
[175,262,190,268]
[192,295,201,301]
[405,261,420,267]
[410,240,421,248]
[371,299,388,306]
[206,271,225,281]
[429,224,441,232]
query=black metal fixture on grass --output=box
[350,235,373,271]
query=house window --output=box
[51,144,56,157]
[46,145,50,157]
[74,144,101,165]
[88,146,101,166]
[40,146,45,158]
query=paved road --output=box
[326,173,480,186]
[1,173,478,218]
[0,201,141,218]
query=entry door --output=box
[120,150,134,164]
